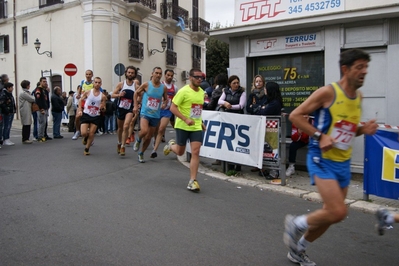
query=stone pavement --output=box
[177,155,399,214]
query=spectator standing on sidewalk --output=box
[283,49,378,266]
[51,87,65,139]
[19,80,35,144]
[217,75,247,172]
[34,77,49,142]
[0,82,16,146]
[66,91,76,132]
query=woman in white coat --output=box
[19,80,36,144]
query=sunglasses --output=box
[191,76,203,80]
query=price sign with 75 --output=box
[284,68,310,80]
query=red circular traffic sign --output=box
[64,63,77,76]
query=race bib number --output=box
[119,98,132,109]
[331,120,357,150]
[87,105,100,116]
[147,97,160,110]
[190,104,203,119]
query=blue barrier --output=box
[364,129,399,200]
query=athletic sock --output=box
[294,215,308,231]
[297,236,310,252]
[386,213,395,225]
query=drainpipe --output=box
[13,0,19,119]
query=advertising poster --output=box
[255,52,325,134]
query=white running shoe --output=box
[286,165,295,177]
[72,131,80,140]
[3,139,15,146]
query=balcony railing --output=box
[0,0,7,19]
[166,50,177,67]
[128,39,144,60]
[39,0,64,9]
[125,0,156,12]
[160,2,188,26]
[190,17,210,35]
[192,58,201,69]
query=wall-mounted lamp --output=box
[150,38,167,55]
[34,38,52,58]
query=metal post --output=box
[280,115,287,186]
[70,76,72,91]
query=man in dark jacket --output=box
[51,86,65,139]
[34,77,49,142]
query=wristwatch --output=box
[312,131,322,141]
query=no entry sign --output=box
[64,63,77,77]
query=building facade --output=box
[0,0,209,115]
[211,0,399,170]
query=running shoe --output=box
[286,165,295,177]
[187,179,200,192]
[130,134,135,142]
[133,139,141,152]
[125,138,131,145]
[375,208,392,235]
[163,139,176,156]
[117,143,121,154]
[284,215,306,254]
[138,152,145,163]
[82,136,88,145]
[287,251,316,266]
[38,137,47,143]
[120,146,125,156]
[84,148,90,156]
[150,151,157,158]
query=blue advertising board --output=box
[364,130,399,200]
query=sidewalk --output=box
[177,155,399,214]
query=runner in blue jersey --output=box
[133,67,168,163]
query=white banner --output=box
[235,0,345,26]
[186,111,266,168]
[250,32,322,53]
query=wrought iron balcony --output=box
[192,58,201,69]
[160,2,188,31]
[190,17,210,35]
[125,0,156,18]
[128,39,144,60]
[39,0,64,9]
[166,50,177,67]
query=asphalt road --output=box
[0,128,398,265]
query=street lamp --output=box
[34,38,52,58]
[150,38,167,55]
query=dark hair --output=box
[214,74,228,87]
[266,82,283,107]
[189,68,202,77]
[4,82,14,89]
[152,66,162,73]
[20,80,30,89]
[125,66,137,78]
[164,69,174,75]
[39,77,47,82]
[69,91,75,95]
[228,75,240,86]
[339,49,370,69]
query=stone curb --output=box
[177,155,398,215]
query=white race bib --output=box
[331,120,357,150]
